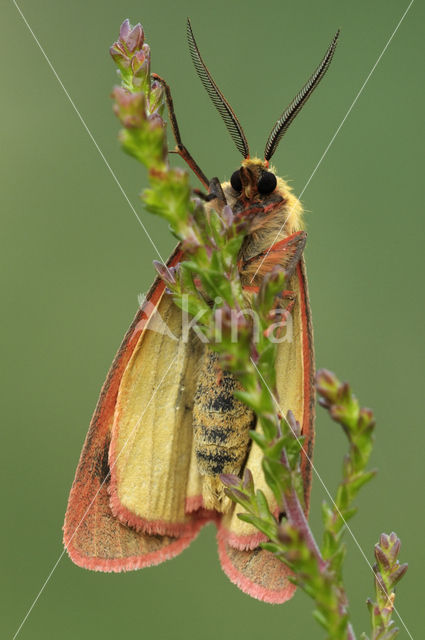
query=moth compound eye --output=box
[230,170,242,192]
[258,171,277,195]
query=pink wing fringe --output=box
[64,248,312,605]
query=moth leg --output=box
[152,73,209,188]
[193,178,227,206]
[240,230,307,284]
[194,178,227,218]
[193,189,217,202]
[207,177,227,204]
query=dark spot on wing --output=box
[92,441,110,483]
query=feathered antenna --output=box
[187,18,250,158]
[264,30,340,162]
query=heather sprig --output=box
[109,19,408,639]
[110,19,285,423]
[317,369,376,567]
[362,533,408,640]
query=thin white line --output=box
[12,353,178,640]
[250,0,415,283]
[251,357,414,640]
[12,0,172,277]
[10,1,414,638]
[12,553,65,640]
[10,2,174,635]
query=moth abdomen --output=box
[195,447,239,475]
[198,425,233,445]
[193,349,254,510]
[208,392,236,413]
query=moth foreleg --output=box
[152,73,209,187]
[193,177,227,207]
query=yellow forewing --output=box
[220,268,309,543]
[109,259,313,547]
[109,291,205,533]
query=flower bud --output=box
[181,228,201,252]
[242,468,254,491]
[112,87,146,128]
[149,79,165,114]
[119,19,131,43]
[109,42,130,70]
[316,368,341,406]
[147,113,165,130]
[153,261,177,285]
[131,49,147,74]
[221,205,234,228]
[220,473,240,488]
[286,410,301,438]
[126,23,144,52]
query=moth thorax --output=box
[192,349,254,512]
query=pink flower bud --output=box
[111,87,146,128]
[131,50,147,73]
[149,80,165,113]
[221,205,234,228]
[109,42,130,69]
[126,23,144,52]
[220,473,240,488]
[119,19,131,43]
[153,261,176,285]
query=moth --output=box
[64,20,338,604]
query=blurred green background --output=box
[2,0,423,638]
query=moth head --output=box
[229,158,278,201]
[221,158,303,234]
[187,19,339,234]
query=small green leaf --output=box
[255,489,273,519]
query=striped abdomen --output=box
[192,350,254,510]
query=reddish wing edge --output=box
[217,257,315,603]
[63,243,314,603]
[298,257,315,511]
[63,246,209,570]
[218,537,297,604]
